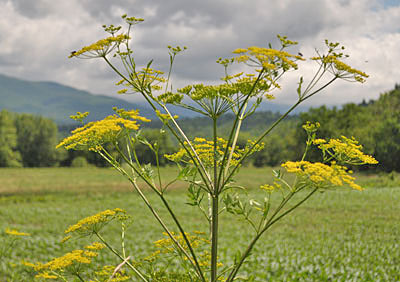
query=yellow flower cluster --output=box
[95,265,131,281]
[122,14,144,25]
[64,208,127,235]
[153,231,209,254]
[260,181,282,192]
[121,67,166,93]
[85,242,105,250]
[168,45,188,55]
[277,34,298,47]
[282,161,362,190]
[236,74,278,97]
[157,91,184,104]
[35,272,58,279]
[165,137,263,169]
[178,73,275,104]
[117,89,128,94]
[179,83,239,101]
[25,242,107,280]
[114,66,166,94]
[155,110,179,122]
[302,121,320,133]
[5,228,30,236]
[35,249,94,272]
[57,109,150,151]
[314,136,378,165]
[69,34,129,58]
[70,111,89,123]
[144,231,215,271]
[198,250,223,269]
[233,45,304,71]
[311,55,368,82]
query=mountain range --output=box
[0,73,155,124]
[0,73,307,125]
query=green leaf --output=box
[297,76,303,98]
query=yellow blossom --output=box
[85,242,105,250]
[316,135,378,165]
[95,265,131,281]
[313,138,326,145]
[35,249,93,272]
[70,111,89,123]
[35,272,58,279]
[128,67,166,92]
[233,43,304,71]
[57,108,150,151]
[282,160,363,190]
[21,261,37,268]
[311,43,369,82]
[60,235,72,243]
[155,110,179,122]
[165,138,263,169]
[5,228,30,236]
[69,34,130,58]
[302,121,320,133]
[157,91,184,104]
[260,182,281,192]
[117,89,128,94]
[64,208,127,235]
[264,93,275,100]
[83,250,98,258]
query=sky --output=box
[0,0,399,107]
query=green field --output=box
[0,167,399,281]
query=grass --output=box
[0,166,399,281]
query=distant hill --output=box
[0,73,309,125]
[0,74,154,124]
[147,110,299,139]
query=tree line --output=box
[0,110,60,167]
[0,84,399,171]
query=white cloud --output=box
[0,0,399,108]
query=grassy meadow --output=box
[0,166,399,281]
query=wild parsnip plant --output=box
[55,15,377,281]
[0,228,31,279]
[1,229,30,260]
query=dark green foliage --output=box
[3,83,400,170]
[0,111,61,167]
[130,129,174,166]
[148,111,295,140]
[70,156,90,167]
[0,110,22,167]
[15,114,60,167]
[373,118,400,172]
[295,86,400,172]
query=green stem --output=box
[113,146,206,282]
[223,99,302,188]
[94,231,149,282]
[154,147,163,190]
[161,104,213,189]
[217,70,264,192]
[223,76,338,189]
[121,223,126,259]
[226,187,318,281]
[75,273,85,282]
[99,148,202,278]
[103,56,213,194]
[210,195,219,282]
[158,195,207,282]
[211,117,219,282]
[223,102,247,180]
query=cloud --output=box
[0,0,399,108]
